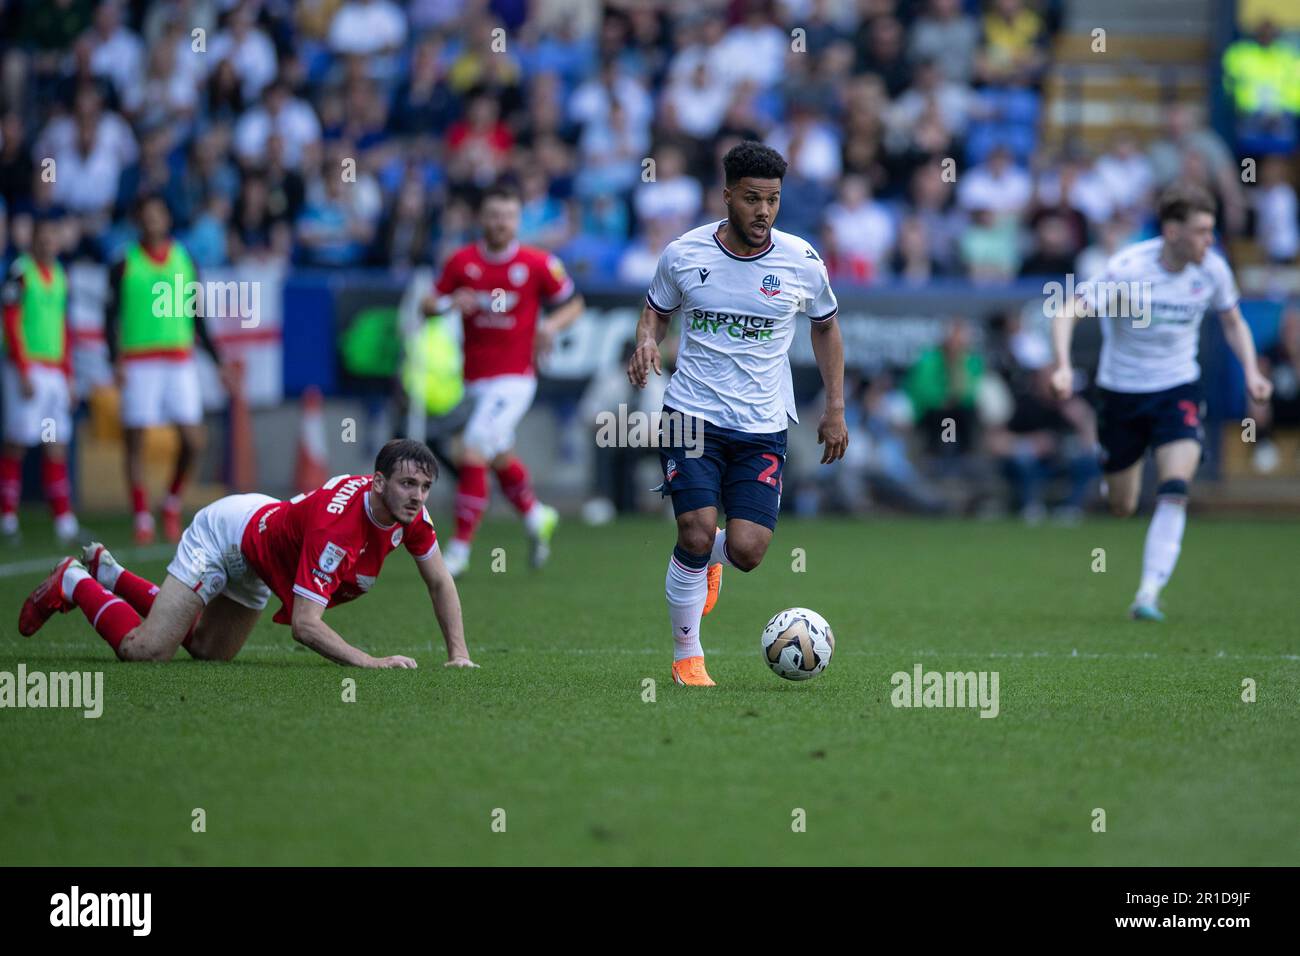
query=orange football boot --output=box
[671,655,716,687]
[702,563,723,616]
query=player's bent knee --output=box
[1108,497,1138,518]
[728,546,764,572]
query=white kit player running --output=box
[628,141,848,687]
[1051,184,1273,620]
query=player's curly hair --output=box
[375,439,438,481]
[722,141,788,185]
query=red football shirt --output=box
[434,240,575,381]
[241,475,439,625]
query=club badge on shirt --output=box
[319,541,347,573]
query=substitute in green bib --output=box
[105,194,227,545]
[0,213,81,544]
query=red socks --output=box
[454,463,489,544]
[72,577,140,650]
[494,457,536,516]
[114,570,160,616]
[41,457,71,518]
[130,483,149,518]
[0,454,20,517]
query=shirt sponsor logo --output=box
[319,541,347,573]
[688,309,777,341]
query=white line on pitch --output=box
[0,544,174,579]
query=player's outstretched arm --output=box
[535,292,586,362]
[290,598,417,669]
[810,317,848,463]
[627,303,669,388]
[1049,293,1086,400]
[1218,306,1274,403]
[415,546,477,668]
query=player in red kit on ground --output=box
[18,439,476,668]
[422,184,585,577]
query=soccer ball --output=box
[761,607,835,681]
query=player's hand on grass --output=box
[444,657,479,668]
[627,338,661,388]
[1049,365,1074,401]
[1246,369,1274,403]
[374,655,418,669]
[817,409,848,464]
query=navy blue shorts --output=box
[658,406,787,530]
[1096,381,1205,473]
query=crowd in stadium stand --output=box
[0,0,1293,287]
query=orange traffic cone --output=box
[295,386,328,494]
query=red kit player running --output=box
[18,439,476,668]
[422,184,585,577]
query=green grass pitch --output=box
[1,512,1297,865]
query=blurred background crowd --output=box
[2,0,1296,280]
[0,0,1296,522]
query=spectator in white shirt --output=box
[52,115,123,219]
[825,175,896,279]
[666,15,728,90]
[1255,156,1299,263]
[634,145,703,235]
[662,62,731,141]
[569,60,654,140]
[766,101,842,186]
[328,0,408,56]
[35,85,138,171]
[83,0,146,113]
[715,5,788,91]
[234,81,322,171]
[1094,137,1154,215]
[209,2,279,103]
[887,59,973,146]
[958,145,1031,219]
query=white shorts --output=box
[166,493,277,609]
[121,357,203,428]
[463,374,537,458]
[2,362,72,446]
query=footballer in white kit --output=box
[627,141,848,686]
[1051,184,1273,620]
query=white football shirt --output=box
[1077,237,1239,393]
[646,220,838,432]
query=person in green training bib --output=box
[105,194,228,545]
[0,213,82,545]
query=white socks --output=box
[709,528,732,568]
[666,546,708,660]
[61,563,90,603]
[1137,496,1187,604]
